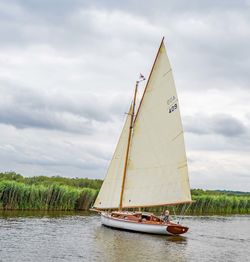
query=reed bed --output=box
[0,181,97,211]
[1,172,250,214]
[189,194,250,214]
[146,194,250,215]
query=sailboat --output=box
[92,38,192,235]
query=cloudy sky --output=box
[0,0,250,191]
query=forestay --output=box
[122,41,191,208]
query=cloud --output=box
[183,112,250,156]
[0,79,129,133]
[188,150,250,192]
[0,124,112,178]
[184,114,248,137]
[0,0,249,190]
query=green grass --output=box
[147,191,250,215]
[0,180,97,211]
[0,172,102,190]
[1,172,250,214]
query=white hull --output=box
[101,213,175,235]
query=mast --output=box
[118,39,164,210]
[118,81,138,210]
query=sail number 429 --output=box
[169,104,177,113]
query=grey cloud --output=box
[18,157,106,171]
[0,140,107,178]
[0,106,92,134]
[212,115,247,137]
[11,0,248,19]
[184,114,247,137]
[2,0,249,92]
[0,81,126,132]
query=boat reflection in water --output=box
[96,218,188,262]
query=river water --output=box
[0,211,249,262]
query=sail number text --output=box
[169,103,177,113]
[167,96,178,113]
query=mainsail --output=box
[122,40,191,208]
[94,39,191,210]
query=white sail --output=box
[93,105,133,209]
[121,41,191,208]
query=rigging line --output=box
[183,203,192,218]
[179,202,192,224]
[172,206,177,221]
[178,203,187,224]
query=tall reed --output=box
[146,194,250,215]
[1,172,250,214]
[0,181,97,211]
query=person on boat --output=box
[162,210,170,222]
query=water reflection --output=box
[95,225,188,262]
[166,235,187,244]
[0,210,92,218]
